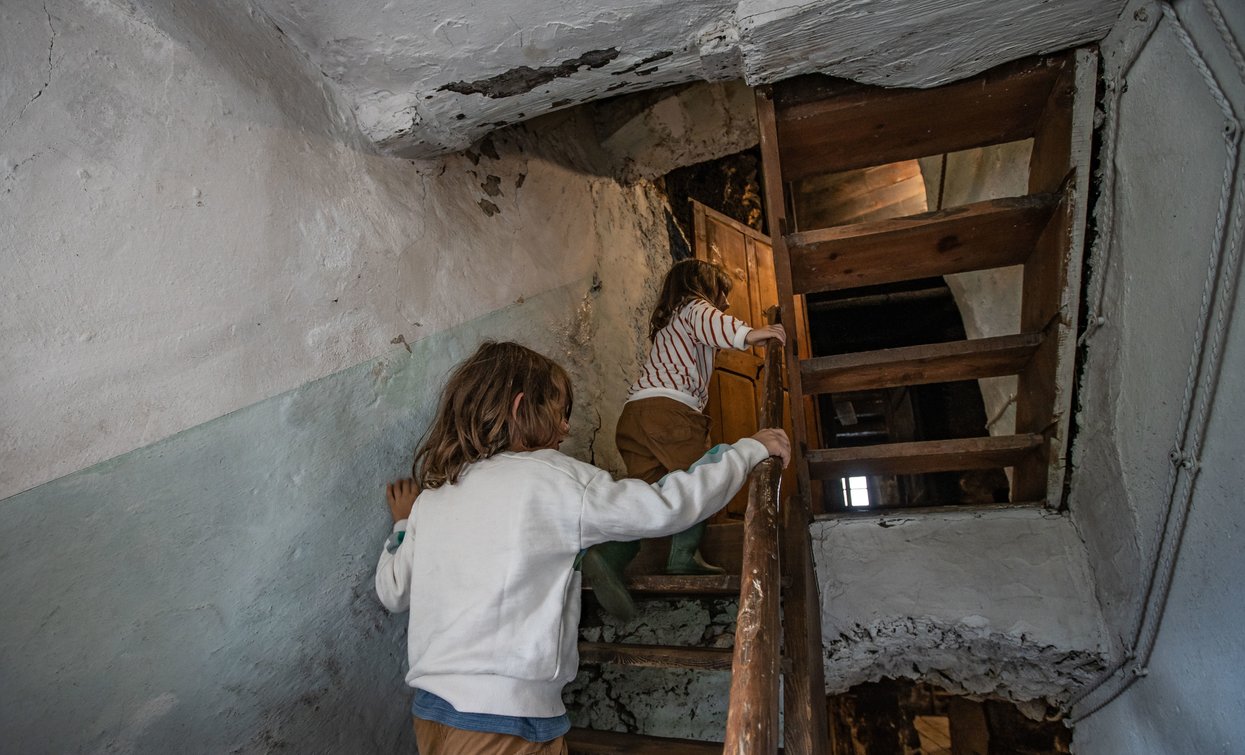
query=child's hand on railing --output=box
[751,428,790,468]
[744,324,786,346]
[386,479,420,523]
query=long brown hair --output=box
[648,259,733,340]
[413,341,573,489]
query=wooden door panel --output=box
[709,368,761,516]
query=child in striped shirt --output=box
[583,259,785,619]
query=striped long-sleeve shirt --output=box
[627,298,753,411]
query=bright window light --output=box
[841,476,871,507]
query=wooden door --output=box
[693,201,816,518]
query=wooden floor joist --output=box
[578,642,734,671]
[788,194,1059,294]
[567,727,725,754]
[800,332,1043,395]
[806,434,1045,478]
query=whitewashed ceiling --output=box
[255,0,1126,156]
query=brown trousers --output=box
[412,717,568,755]
[614,397,712,483]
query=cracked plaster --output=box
[250,0,1127,156]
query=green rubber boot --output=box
[666,522,725,575]
[582,541,640,621]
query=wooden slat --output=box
[578,642,733,671]
[801,333,1043,395]
[788,194,1058,294]
[778,495,828,755]
[584,574,741,596]
[814,501,1045,520]
[756,89,812,498]
[806,434,1045,478]
[773,55,1068,181]
[567,728,723,754]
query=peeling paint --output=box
[440,48,620,98]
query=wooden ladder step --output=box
[801,333,1043,395]
[788,194,1058,294]
[567,727,723,754]
[772,54,1069,180]
[806,434,1045,478]
[578,642,733,671]
[814,501,1047,520]
[585,574,741,596]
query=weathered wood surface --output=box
[723,329,784,755]
[788,194,1058,294]
[578,642,733,671]
[773,56,1068,180]
[814,500,1045,520]
[806,433,1045,478]
[800,333,1043,395]
[566,727,724,754]
[582,573,741,596]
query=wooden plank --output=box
[773,55,1067,180]
[806,434,1045,478]
[759,89,828,755]
[1014,48,1098,506]
[567,728,723,754]
[800,333,1043,395]
[584,574,741,596]
[779,495,829,755]
[578,642,733,671]
[724,336,784,755]
[788,194,1058,294]
[756,88,813,506]
[814,501,1045,521]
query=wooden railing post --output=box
[723,309,785,754]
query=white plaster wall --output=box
[1065,1,1245,750]
[918,142,1033,437]
[0,0,657,500]
[249,0,1124,155]
[813,509,1108,705]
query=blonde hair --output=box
[649,259,733,340]
[413,341,573,489]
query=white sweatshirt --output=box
[375,438,767,718]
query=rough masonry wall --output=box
[0,0,649,501]
[0,0,671,749]
[1066,1,1245,750]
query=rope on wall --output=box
[1069,0,1245,722]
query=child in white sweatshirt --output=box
[375,340,788,755]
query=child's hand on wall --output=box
[386,479,420,523]
[745,324,786,346]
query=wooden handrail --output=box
[723,308,785,754]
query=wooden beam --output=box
[566,728,723,754]
[806,434,1045,478]
[788,194,1058,294]
[773,55,1067,180]
[578,642,733,671]
[800,333,1043,395]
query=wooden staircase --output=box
[568,48,1094,754]
[760,49,1094,513]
